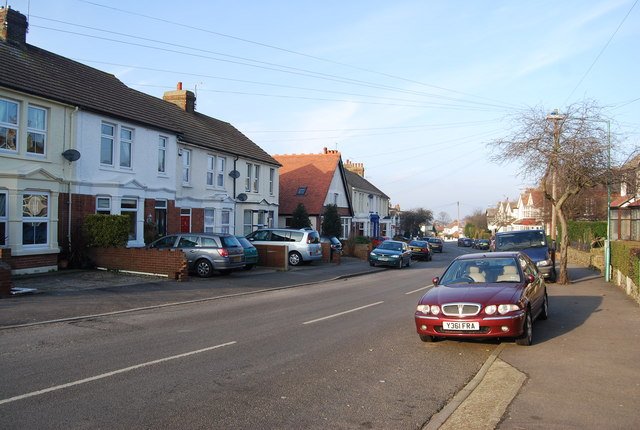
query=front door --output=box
[180,208,191,233]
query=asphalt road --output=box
[1,247,498,429]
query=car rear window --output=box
[307,231,320,244]
[221,236,241,247]
[200,237,219,247]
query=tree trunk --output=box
[557,207,570,284]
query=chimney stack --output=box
[1,7,28,46]
[163,82,196,113]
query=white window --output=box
[269,168,275,195]
[245,163,253,192]
[217,157,226,187]
[207,155,215,186]
[182,149,191,184]
[120,127,133,168]
[27,106,46,155]
[253,165,260,193]
[0,191,7,246]
[22,192,48,246]
[100,123,114,165]
[121,198,138,241]
[220,210,230,234]
[158,136,167,173]
[0,98,18,152]
[204,208,215,233]
[96,197,111,214]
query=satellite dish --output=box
[229,170,240,179]
[237,193,248,202]
[62,149,81,162]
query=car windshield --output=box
[496,231,547,251]
[439,257,521,284]
[378,242,402,251]
[428,238,441,243]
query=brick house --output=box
[273,148,353,238]
[0,7,279,274]
[611,153,640,241]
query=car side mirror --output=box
[526,274,536,284]
[432,277,440,285]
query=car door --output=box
[177,235,201,266]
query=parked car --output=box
[428,237,444,253]
[369,240,412,268]
[462,238,473,247]
[414,251,548,345]
[371,236,390,247]
[148,233,245,277]
[457,237,467,247]
[246,228,322,266]
[409,240,432,261]
[320,235,343,254]
[236,236,258,270]
[494,229,556,282]
[476,239,491,250]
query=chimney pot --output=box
[177,82,182,90]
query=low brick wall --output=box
[87,247,188,281]
[320,242,341,264]
[344,243,372,261]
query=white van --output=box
[246,228,322,266]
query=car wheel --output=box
[369,261,375,267]
[516,311,533,346]
[243,264,254,270]
[398,259,403,269]
[419,334,436,342]
[539,292,549,320]
[289,251,302,266]
[195,259,213,278]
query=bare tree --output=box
[400,208,434,238]
[488,100,614,284]
[436,211,452,226]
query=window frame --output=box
[269,168,275,195]
[253,165,260,193]
[204,208,215,233]
[120,197,138,241]
[119,127,133,168]
[0,98,19,152]
[0,190,7,246]
[22,192,49,247]
[158,136,167,174]
[217,157,226,187]
[96,196,112,214]
[182,149,191,185]
[27,105,47,156]
[245,163,253,192]
[206,155,215,187]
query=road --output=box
[0,245,497,429]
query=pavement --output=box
[2,259,639,429]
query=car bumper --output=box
[411,251,430,259]
[414,311,526,339]
[537,265,555,278]
[369,256,401,266]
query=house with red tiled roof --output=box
[0,7,279,273]
[512,189,544,230]
[611,153,640,241]
[272,148,353,237]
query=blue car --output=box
[369,240,412,269]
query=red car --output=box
[371,236,390,247]
[415,252,548,345]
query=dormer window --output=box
[296,186,307,196]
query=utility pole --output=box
[546,109,564,242]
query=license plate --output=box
[379,257,391,261]
[443,321,479,330]
[232,256,242,262]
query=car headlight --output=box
[417,305,440,315]
[485,304,520,315]
[536,259,552,267]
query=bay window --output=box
[22,192,48,246]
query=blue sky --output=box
[10,0,639,220]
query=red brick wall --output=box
[87,247,189,280]
[168,200,180,234]
[191,208,204,232]
[0,248,12,297]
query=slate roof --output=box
[343,169,389,198]
[0,32,278,166]
[273,152,351,216]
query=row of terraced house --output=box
[0,7,399,276]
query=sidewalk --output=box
[429,264,640,429]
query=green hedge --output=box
[561,221,607,250]
[611,241,640,283]
[84,214,130,247]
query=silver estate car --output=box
[148,233,245,277]
[246,228,322,266]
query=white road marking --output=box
[0,341,237,405]
[406,285,433,295]
[303,301,384,325]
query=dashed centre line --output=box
[0,341,237,406]
[406,285,433,295]
[302,301,384,325]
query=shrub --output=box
[610,241,640,284]
[84,214,130,247]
